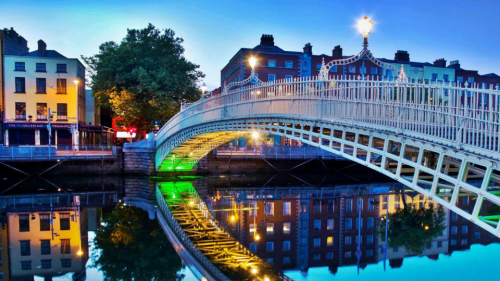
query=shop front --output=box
[4,123,72,146]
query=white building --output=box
[3,39,85,147]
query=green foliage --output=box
[92,203,184,281]
[379,202,446,255]
[83,24,204,135]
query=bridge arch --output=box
[156,76,500,237]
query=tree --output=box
[379,199,446,255]
[83,24,204,138]
[92,203,184,281]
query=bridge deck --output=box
[156,182,292,281]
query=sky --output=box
[2,0,499,90]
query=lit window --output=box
[249,202,256,217]
[327,219,334,231]
[266,223,274,234]
[249,223,256,233]
[265,202,274,216]
[283,222,291,234]
[327,236,334,246]
[283,202,291,216]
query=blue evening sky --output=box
[2,0,499,90]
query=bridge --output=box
[153,18,500,280]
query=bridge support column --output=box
[123,133,156,175]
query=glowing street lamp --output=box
[249,56,257,70]
[201,83,207,94]
[252,131,259,139]
[357,16,373,47]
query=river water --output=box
[1,173,498,281]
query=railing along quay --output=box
[0,145,116,161]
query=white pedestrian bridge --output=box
[156,75,500,239]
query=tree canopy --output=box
[92,203,184,281]
[83,24,204,137]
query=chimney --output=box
[37,39,47,56]
[332,45,343,58]
[260,34,274,47]
[394,50,409,62]
[303,43,312,55]
[433,58,447,68]
[449,60,460,68]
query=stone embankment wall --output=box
[123,133,156,176]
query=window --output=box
[356,235,363,245]
[285,75,293,80]
[36,63,47,72]
[462,225,468,234]
[36,78,46,94]
[467,77,474,83]
[15,102,27,120]
[327,236,334,246]
[366,249,373,257]
[21,261,31,270]
[475,232,481,239]
[57,79,67,94]
[61,259,71,268]
[330,65,337,72]
[313,237,321,248]
[451,239,457,246]
[327,200,334,213]
[267,258,274,265]
[382,195,388,210]
[249,202,256,217]
[345,251,352,258]
[348,66,356,73]
[40,213,50,231]
[345,236,352,245]
[368,198,374,211]
[313,253,321,260]
[326,251,334,260]
[386,69,392,77]
[437,241,443,248]
[359,66,366,74]
[313,219,321,231]
[285,60,293,68]
[345,218,352,230]
[431,73,438,81]
[283,256,291,264]
[249,223,256,233]
[15,77,26,93]
[268,74,276,82]
[444,74,449,82]
[283,240,291,251]
[41,240,51,255]
[367,217,374,228]
[265,202,274,216]
[60,213,70,230]
[268,59,276,67]
[316,63,322,70]
[461,239,468,245]
[283,202,291,216]
[56,104,68,121]
[266,223,274,234]
[346,199,353,212]
[283,222,291,234]
[357,199,363,211]
[327,219,334,231]
[371,67,378,75]
[20,241,31,256]
[393,246,399,252]
[36,103,47,121]
[60,239,70,254]
[367,234,374,244]
[57,64,67,73]
[313,200,321,213]
[356,217,363,229]
[15,62,25,71]
[266,242,274,252]
[249,243,257,253]
[451,226,458,235]
[451,212,458,221]
[41,260,51,269]
[301,203,307,213]
[457,76,464,83]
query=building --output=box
[2,30,85,147]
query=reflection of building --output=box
[7,208,88,280]
[0,220,10,281]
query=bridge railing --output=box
[155,186,231,281]
[157,75,500,160]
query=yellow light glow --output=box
[264,277,270,281]
[255,234,260,241]
[74,80,80,84]
[190,201,194,206]
[77,250,83,256]
[201,83,207,94]
[249,57,257,69]
[357,17,373,38]
[230,215,235,221]
[252,132,259,139]
[251,268,258,274]
[424,225,430,230]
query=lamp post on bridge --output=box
[222,56,264,94]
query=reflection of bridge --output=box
[155,75,500,238]
[156,182,292,281]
